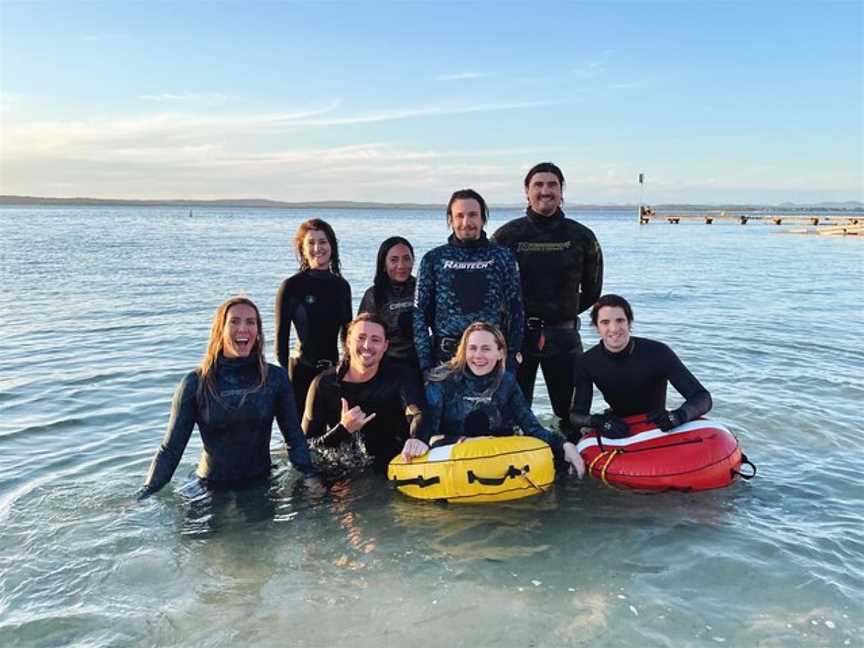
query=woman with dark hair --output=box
[569,294,712,439]
[275,219,353,418]
[358,236,418,370]
[138,296,318,498]
[425,322,584,476]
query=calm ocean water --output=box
[1,205,862,647]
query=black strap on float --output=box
[391,475,441,488]
[731,454,757,480]
[467,464,529,486]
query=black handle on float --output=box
[467,464,528,486]
[731,454,757,480]
[391,475,441,488]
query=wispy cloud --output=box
[435,72,489,81]
[609,79,652,90]
[81,33,128,42]
[573,49,614,79]
[139,92,229,106]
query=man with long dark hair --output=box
[414,188,524,373]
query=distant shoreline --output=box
[1,195,862,213]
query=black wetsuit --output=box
[140,355,317,497]
[302,363,430,473]
[358,278,418,369]
[492,208,603,429]
[413,233,523,371]
[425,369,564,453]
[570,337,712,427]
[275,270,352,418]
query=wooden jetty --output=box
[638,211,862,232]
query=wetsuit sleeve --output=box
[274,370,317,476]
[423,380,444,440]
[579,232,604,315]
[665,347,712,423]
[274,279,294,369]
[340,280,353,344]
[569,354,595,427]
[358,286,375,315]
[503,249,525,357]
[506,375,564,452]
[302,374,351,447]
[413,253,435,372]
[399,367,431,443]
[140,372,198,497]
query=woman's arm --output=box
[274,278,294,369]
[138,372,198,498]
[274,369,318,476]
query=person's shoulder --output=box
[492,216,528,241]
[279,271,306,291]
[635,337,673,355]
[561,217,600,241]
[581,343,605,361]
[359,285,375,306]
[266,363,290,382]
[498,371,520,391]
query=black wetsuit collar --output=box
[389,276,415,297]
[217,353,259,369]
[307,268,334,280]
[601,338,637,359]
[448,231,489,248]
[526,207,565,229]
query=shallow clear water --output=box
[1,206,862,647]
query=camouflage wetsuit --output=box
[413,233,524,372]
[425,369,564,453]
[493,207,603,430]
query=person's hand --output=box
[562,441,585,479]
[589,413,629,439]
[400,438,429,461]
[303,475,327,497]
[340,397,376,433]
[648,409,681,432]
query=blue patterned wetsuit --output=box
[425,370,564,453]
[413,233,524,371]
[140,355,317,498]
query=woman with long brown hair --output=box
[275,219,353,419]
[138,296,318,498]
[425,322,584,476]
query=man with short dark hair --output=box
[413,188,524,372]
[302,313,429,474]
[492,162,603,435]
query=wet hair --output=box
[198,296,267,404]
[523,162,566,189]
[294,218,342,275]
[446,188,489,227]
[429,321,507,382]
[338,312,389,373]
[590,294,635,327]
[372,236,414,308]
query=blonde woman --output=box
[138,297,318,498]
[425,322,584,477]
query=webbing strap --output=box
[391,475,441,488]
[467,464,529,486]
[731,453,757,480]
[587,449,620,487]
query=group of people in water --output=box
[138,161,712,499]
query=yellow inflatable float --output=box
[388,436,554,503]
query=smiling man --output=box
[492,162,603,437]
[414,188,524,372]
[302,313,430,475]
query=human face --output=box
[595,306,631,353]
[302,229,332,269]
[525,171,563,216]
[222,304,259,358]
[465,330,504,376]
[348,321,389,370]
[385,243,413,283]
[449,198,485,241]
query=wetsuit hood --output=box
[448,231,490,249]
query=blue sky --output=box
[1,1,861,204]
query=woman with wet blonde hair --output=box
[138,296,318,499]
[425,322,584,477]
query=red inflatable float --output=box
[575,415,756,491]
